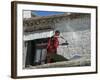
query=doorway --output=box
[25,38,48,67]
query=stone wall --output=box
[54,14,90,32]
[57,30,91,59]
[54,14,91,60]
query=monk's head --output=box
[55,30,60,36]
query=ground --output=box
[25,56,90,69]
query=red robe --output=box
[47,36,59,53]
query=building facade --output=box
[23,11,91,68]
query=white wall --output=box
[0,0,100,80]
[57,30,91,59]
[23,10,32,18]
[56,15,90,59]
[24,30,54,41]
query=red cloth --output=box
[47,36,59,53]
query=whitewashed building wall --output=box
[56,15,91,60]
[57,30,90,59]
[23,10,32,18]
